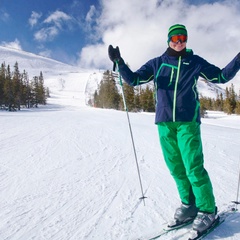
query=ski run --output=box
[0,47,240,239]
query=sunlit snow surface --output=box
[0,46,240,239]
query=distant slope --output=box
[0,46,94,106]
[197,78,225,98]
[0,46,73,75]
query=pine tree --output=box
[0,63,6,107]
[22,70,31,108]
[224,84,237,114]
[97,70,120,109]
[235,101,240,115]
[235,90,240,115]
[3,65,15,111]
[214,92,224,111]
[38,71,47,105]
[229,83,237,112]
[122,82,135,111]
[12,62,23,110]
[29,72,47,107]
[0,62,48,111]
[139,85,155,112]
[133,86,141,112]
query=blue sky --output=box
[0,0,99,65]
[0,0,240,69]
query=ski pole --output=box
[115,61,147,206]
[232,156,240,210]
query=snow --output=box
[0,46,240,239]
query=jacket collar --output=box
[166,47,187,57]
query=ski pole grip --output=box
[113,62,116,71]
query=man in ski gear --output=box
[108,24,240,234]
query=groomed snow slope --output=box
[0,46,240,240]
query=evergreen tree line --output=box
[90,70,240,115]
[90,70,155,112]
[0,62,49,111]
[200,83,240,116]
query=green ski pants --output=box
[157,122,215,213]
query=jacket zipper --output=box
[173,56,181,122]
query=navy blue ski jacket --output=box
[118,49,240,123]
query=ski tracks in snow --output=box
[1,107,240,239]
[0,108,147,239]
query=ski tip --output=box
[188,230,198,240]
[230,201,240,211]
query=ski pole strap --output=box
[113,59,119,72]
[113,61,123,86]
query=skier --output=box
[108,24,240,235]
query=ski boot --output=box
[192,207,218,233]
[168,203,198,228]
[188,207,219,239]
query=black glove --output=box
[108,45,124,71]
[108,45,121,62]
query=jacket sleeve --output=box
[199,53,240,84]
[118,58,155,86]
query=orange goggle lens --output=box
[169,35,187,43]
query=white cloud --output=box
[78,0,240,70]
[34,26,59,42]
[29,11,42,27]
[1,39,22,50]
[86,5,97,23]
[43,10,72,29]
[34,10,73,42]
[78,44,108,70]
[0,10,10,22]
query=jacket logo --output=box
[183,62,190,65]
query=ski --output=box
[146,204,238,240]
[148,220,193,240]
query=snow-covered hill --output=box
[0,46,240,240]
[0,46,74,74]
[0,46,104,106]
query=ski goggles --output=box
[169,35,188,43]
